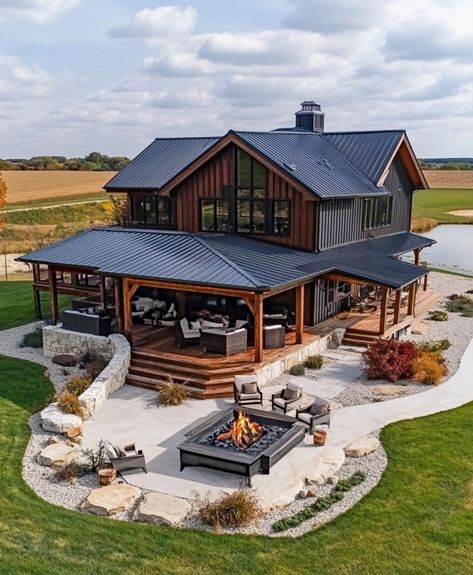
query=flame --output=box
[217,411,264,449]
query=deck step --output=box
[130,355,253,378]
[125,374,233,399]
[128,365,236,388]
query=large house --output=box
[20,101,436,398]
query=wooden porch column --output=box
[48,266,58,324]
[295,284,305,344]
[407,282,417,316]
[33,288,42,320]
[393,289,402,325]
[123,278,140,343]
[254,293,264,363]
[114,278,123,334]
[379,287,388,335]
[99,276,107,310]
[423,274,428,291]
[177,291,187,318]
[414,248,420,265]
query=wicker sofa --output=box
[62,309,111,336]
[201,327,247,356]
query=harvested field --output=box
[423,170,473,189]
[2,170,115,204]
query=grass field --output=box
[1,353,473,574]
[413,188,473,225]
[2,170,115,205]
[423,170,473,189]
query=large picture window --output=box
[200,199,229,232]
[236,150,267,234]
[362,196,393,230]
[131,194,174,228]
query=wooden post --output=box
[407,283,416,316]
[393,289,402,325]
[33,288,42,320]
[423,274,428,291]
[254,293,263,363]
[414,248,420,265]
[100,276,107,310]
[48,266,58,324]
[379,287,388,335]
[295,284,305,344]
[123,278,133,343]
[177,291,187,318]
[114,278,123,334]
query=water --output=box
[419,224,473,275]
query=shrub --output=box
[65,373,93,397]
[446,295,473,315]
[410,216,437,234]
[196,489,262,530]
[427,310,448,322]
[60,367,70,376]
[85,355,108,379]
[20,324,43,348]
[158,377,189,407]
[362,339,417,382]
[289,364,305,376]
[416,339,451,353]
[413,352,448,385]
[54,462,86,483]
[82,440,108,472]
[272,471,365,532]
[54,390,84,417]
[305,355,324,370]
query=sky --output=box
[0,0,472,159]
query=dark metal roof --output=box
[104,137,220,190]
[234,131,388,199]
[19,228,431,291]
[324,131,404,184]
[359,232,435,257]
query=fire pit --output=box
[178,407,305,485]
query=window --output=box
[326,281,351,305]
[272,200,290,235]
[200,199,229,232]
[131,194,173,227]
[362,196,393,230]
[236,150,267,234]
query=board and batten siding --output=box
[316,156,414,251]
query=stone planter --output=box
[313,429,327,446]
[98,465,116,486]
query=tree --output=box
[0,172,7,280]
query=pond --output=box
[419,224,473,275]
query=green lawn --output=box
[1,354,473,574]
[413,188,473,223]
[0,280,72,330]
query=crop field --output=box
[2,170,115,205]
[423,170,473,189]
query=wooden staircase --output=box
[126,348,255,400]
[342,328,380,347]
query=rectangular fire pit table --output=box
[178,407,306,486]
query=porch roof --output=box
[19,228,432,292]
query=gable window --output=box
[362,196,393,230]
[200,199,229,232]
[131,194,174,228]
[272,200,290,235]
[235,149,267,234]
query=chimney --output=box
[295,100,324,133]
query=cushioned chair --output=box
[263,324,285,349]
[104,441,147,473]
[296,397,331,432]
[176,318,201,348]
[271,381,302,413]
[234,374,263,406]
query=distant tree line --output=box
[420,158,473,170]
[0,152,129,171]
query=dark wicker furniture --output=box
[263,324,285,349]
[272,381,303,414]
[296,398,331,432]
[201,327,247,356]
[234,374,263,405]
[176,318,201,348]
[62,310,111,336]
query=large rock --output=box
[83,484,141,516]
[305,447,345,485]
[135,492,191,526]
[52,354,77,367]
[344,436,380,458]
[38,442,79,467]
[372,384,408,397]
[41,403,83,433]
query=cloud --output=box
[109,6,197,39]
[0,0,80,23]
[0,54,51,100]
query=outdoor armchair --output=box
[234,374,263,406]
[271,381,302,413]
[296,397,331,432]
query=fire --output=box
[217,411,264,449]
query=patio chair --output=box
[296,397,331,432]
[104,441,148,473]
[263,324,285,349]
[234,374,263,406]
[176,318,201,348]
[271,381,302,414]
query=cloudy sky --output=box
[0,0,472,158]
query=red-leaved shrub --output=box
[362,339,417,382]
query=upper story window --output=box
[362,196,393,230]
[236,150,267,234]
[201,199,229,232]
[272,200,290,235]
[131,194,174,228]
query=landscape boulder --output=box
[40,403,83,433]
[305,447,345,485]
[372,384,408,397]
[52,354,77,367]
[38,442,79,468]
[82,484,141,516]
[344,436,380,458]
[135,492,191,525]
[410,319,430,335]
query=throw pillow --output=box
[242,382,257,394]
[103,440,118,459]
[282,388,298,401]
[310,400,329,416]
[190,321,201,330]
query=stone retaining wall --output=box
[43,324,113,360]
